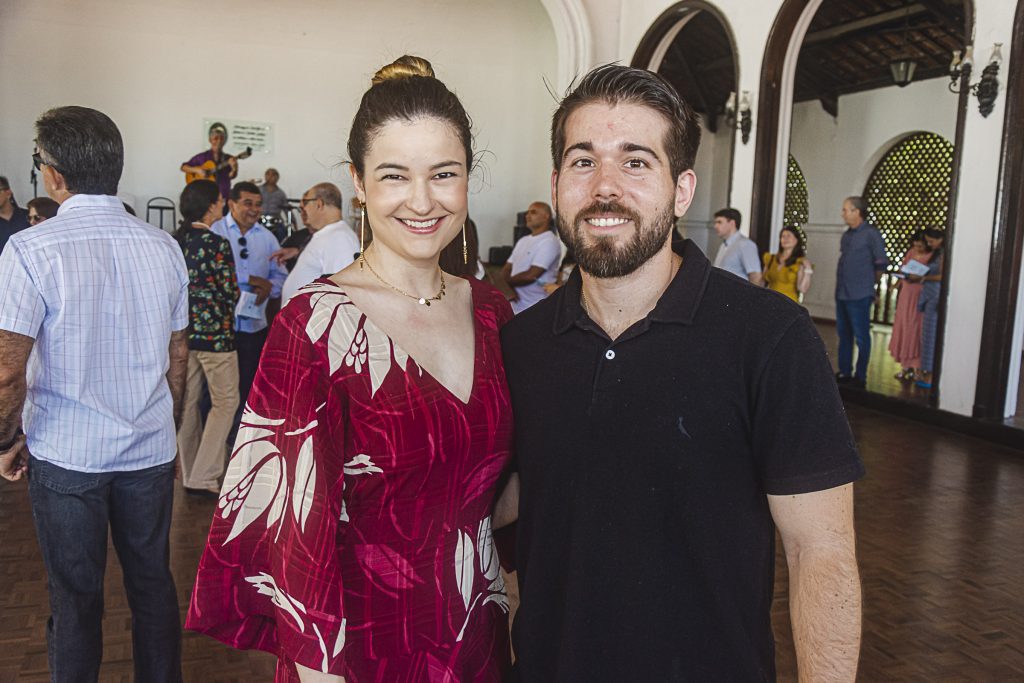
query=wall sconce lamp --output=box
[950,43,1003,117]
[725,91,752,144]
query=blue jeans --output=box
[836,296,873,380]
[28,457,182,683]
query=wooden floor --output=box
[815,320,932,407]
[2,404,1023,681]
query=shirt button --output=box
[605,349,616,360]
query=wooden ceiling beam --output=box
[673,53,720,132]
[915,0,965,36]
[803,4,930,46]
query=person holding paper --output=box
[906,228,945,389]
[889,231,932,381]
[211,181,288,441]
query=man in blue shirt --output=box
[712,207,763,284]
[212,181,288,439]
[0,107,188,680]
[835,196,888,388]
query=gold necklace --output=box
[362,254,446,306]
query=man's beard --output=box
[557,200,676,279]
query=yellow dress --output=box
[762,253,803,302]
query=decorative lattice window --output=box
[864,132,954,266]
[783,155,809,229]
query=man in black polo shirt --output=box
[501,65,864,682]
[0,176,31,254]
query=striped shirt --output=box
[0,194,189,473]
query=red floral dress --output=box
[186,277,514,682]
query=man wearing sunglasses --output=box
[211,180,288,440]
[0,175,30,254]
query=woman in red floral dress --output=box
[187,56,515,682]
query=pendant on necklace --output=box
[419,298,428,306]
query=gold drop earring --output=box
[462,223,468,265]
[359,204,366,268]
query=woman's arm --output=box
[492,472,520,529]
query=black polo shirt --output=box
[0,206,30,255]
[501,240,864,682]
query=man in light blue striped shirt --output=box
[0,106,188,681]
[211,180,288,439]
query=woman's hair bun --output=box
[372,55,435,86]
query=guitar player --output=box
[180,122,237,200]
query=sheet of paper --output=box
[236,290,266,320]
[901,260,930,277]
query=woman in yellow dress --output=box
[762,225,813,302]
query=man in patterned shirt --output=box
[0,106,189,681]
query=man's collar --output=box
[552,239,711,335]
[56,194,124,216]
[225,213,261,234]
[722,230,742,246]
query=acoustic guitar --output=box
[185,147,253,184]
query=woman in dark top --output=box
[174,180,240,497]
[907,227,944,389]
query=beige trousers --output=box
[177,350,239,491]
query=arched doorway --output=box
[753,0,974,408]
[974,0,1024,423]
[631,2,738,257]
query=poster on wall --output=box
[202,118,274,155]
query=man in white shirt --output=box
[502,201,563,314]
[275,182,360,303]
[0,106,188,681]
[712,207,763,284]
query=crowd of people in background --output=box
[0,55,887,683]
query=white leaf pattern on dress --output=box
[245,572,307,632]
[302,281,410,394]
[332,618,347,657]
[455,516,509,641]
[343,454,383,476]
[455,530,475,612]
[312,623,329,673]
[218,409,291,543]
[292,435,316,533]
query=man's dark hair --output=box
[550,64,701,180]
[27,196,60,219]
[230,181,261,201]
[0,175,9,191]
[713,208,742,229]
[845,196,868,219]
[34,106,123,195]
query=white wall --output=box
[0,0,558,253]
[788,77,958,320]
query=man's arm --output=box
[0,330,33,446]
[506,265,546,287]
[768,484,861,682]
[0,330,33,482]
[167,329,189,431]
[748,271,765,286]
